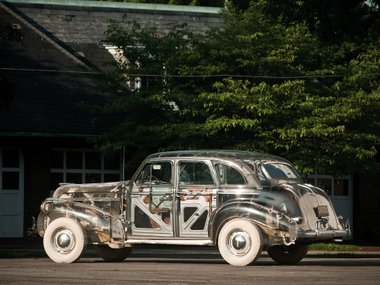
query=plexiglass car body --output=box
[37,150,350,266]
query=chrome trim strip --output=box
[126,239,213,246]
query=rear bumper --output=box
[298,229,349,242]
[297,218,351,242]
[296,216,351,243]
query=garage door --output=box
[0,148,24,237]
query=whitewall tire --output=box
[218,219,263,266]
[43,217,86,263]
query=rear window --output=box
[263,163,300,180]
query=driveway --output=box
[1,247,380,285]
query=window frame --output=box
[177,160,216,186]
[307,174,351,198]
[49,149,122,190]
[135,161,173,186]
[0,148,22,191]
[214,162,247,185]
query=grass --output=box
[309,243,360,252]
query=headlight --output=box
[41,201,53,213]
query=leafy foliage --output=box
[98,0,380,176]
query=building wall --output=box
[5,0,223,44]
[0,137,91,236]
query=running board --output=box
[126,239,213,246]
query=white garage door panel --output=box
[0,149,24,238]
[1,215,23,237]
[1,193,21,215]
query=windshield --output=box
[262,163,301,180]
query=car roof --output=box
[146,150,289,163]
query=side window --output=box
[215,163,246,185]
[256,165,271,186]
[179,161,214,185]
[136,162,172,185]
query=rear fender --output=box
[209,200,298,246]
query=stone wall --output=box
[5,0,223,44]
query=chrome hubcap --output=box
[232,233,247,250]
[229,231,251,256]
[53,228,75,253]
[57,233,71,248]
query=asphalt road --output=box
[1,248,380,285]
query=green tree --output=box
[99,0,379,176]
[234,0,380,42]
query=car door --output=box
[176,160,217,238]
[130,160,174,236]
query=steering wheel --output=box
[150,176,161,184]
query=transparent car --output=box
[36,150,350,266]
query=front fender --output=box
[37,199,125,244]
[209,200,298,246]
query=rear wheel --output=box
[43,217,86,263]
[94,245,132,262]
[218,219,263,266]
[267,244,309,265]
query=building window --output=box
[307,175,350,197]
[49,149,122,190]
[1,149,21,191]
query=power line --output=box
[126,73,345,79]
[4,67,380,79]
[1,67,350,79]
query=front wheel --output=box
[267,244,309,265]
[43,217,86,263]
[94,245,132,262]
[218,219,263,266]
